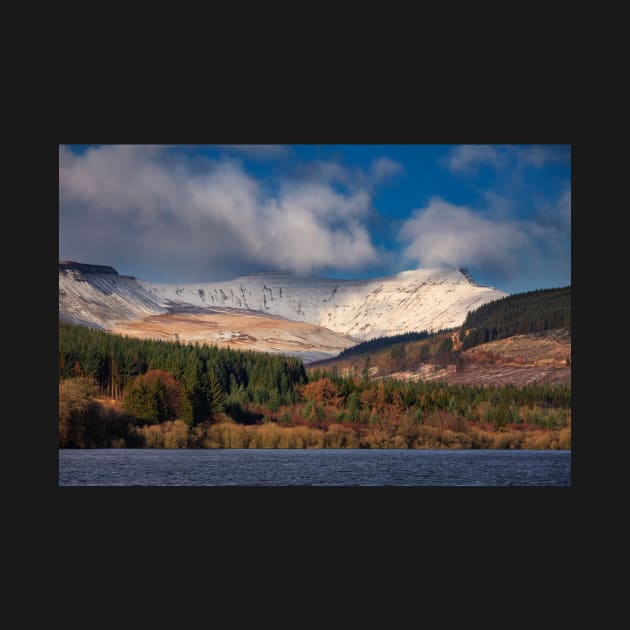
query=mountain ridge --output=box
[138,266,508,340]
[59,261,509,359]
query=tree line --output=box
[333,330,431,360]
[301,371,571,427]
[59,322,307,426]
[459,286,571,350]
[59,323,571,450]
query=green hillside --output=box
[459,286,571,350]
[334,330,432,360]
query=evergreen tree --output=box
[208,368,226,414]
[267,388,281,412]
[124,381,160,424]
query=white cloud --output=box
[292,160,355,187]
[398,191,571,288]
[398,197,530,275]
[292,157,403,189]
[370,157,404,183]
[442,145,505,174]
[59,145,379,281]
[442,144,570,174]
[519,145,570,168]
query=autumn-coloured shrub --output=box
[395,416,419,448]
[139,423,165,448]
[163,421,191,448]
[492,431,525,450]
[441,431,473,449]
[58,377,100,447]
[426,410,470,433]
[522,432,557,449]
[324,423,360,448]
[299,378,344,409]
[247,422,280,448]
[297,426,325,448]
[414,425,443,449]
[201,421,249,448]
[361,428,397,449]
[59,378,136,448]
[469,429,495,449]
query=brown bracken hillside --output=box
[309,328,570,387]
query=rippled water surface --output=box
[59,449,571,486]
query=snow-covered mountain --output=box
[59,261,166,329]
[60,262,508,346]
[139,267,508,340]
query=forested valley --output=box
[59,319,571,450]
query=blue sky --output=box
[59,144,570,294]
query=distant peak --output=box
[59,261,119,275]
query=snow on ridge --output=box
[138,267,508,340]
[59,262,508,343]
[59,268,167,329]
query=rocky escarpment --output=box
[59,261,120,275]
[59,262,166,329]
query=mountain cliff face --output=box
[139,268,508,340]
[59,262,166,329]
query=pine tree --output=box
[208,368,226,414]
[268,388,281,412]
[124,381,160,424]
[153,379,170,422]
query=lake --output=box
[59,449,571,486]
